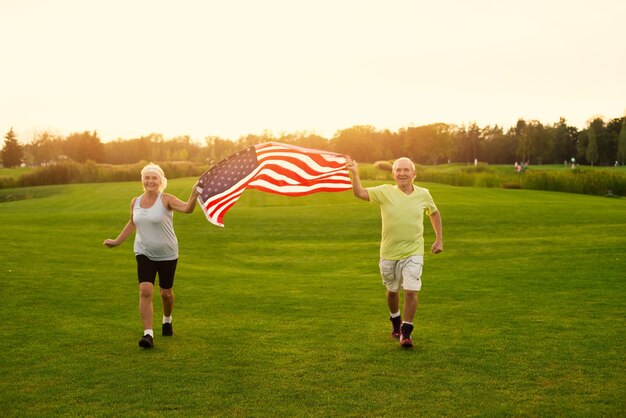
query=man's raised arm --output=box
[346,156,369,201]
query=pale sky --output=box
[1,0,625,143]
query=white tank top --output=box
[133,193,178,261]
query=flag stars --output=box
[199,146,259,200]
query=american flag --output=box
[197,142,352,227]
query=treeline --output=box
[15,160,206,188]
[3,115,626,168]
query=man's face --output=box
[393,160,415,187]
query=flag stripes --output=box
[197,142,352,227]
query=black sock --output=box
[390,315,402,331]
[401,322,414,338]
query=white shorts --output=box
[379,255,424,292]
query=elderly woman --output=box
[104,163,199,349]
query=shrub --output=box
[521,170,625,196]
[5,161,625,198]
[19,161,83,187]
[14,161,208,188]
[373,161,393,171]
[0,176,15,188]
[359,164,393,181]
[458,163,494,174]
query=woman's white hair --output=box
[392,157,416,172]
[141,163,167,192]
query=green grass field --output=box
[1,178,624,417]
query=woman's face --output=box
[142,172,162,192]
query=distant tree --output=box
[1,128,24,167]
[25,131,64,165]
[64,131,105,163]
[141,133,165,161]
[450,123,482,163]
[617,121,626,165]
[161,135,204,162]
[552,118,579,164]
[586,127,599,166]
[400,123,452,165]
[588,118,612,165]
[295,133,331,151]
[530,121,553,165]
[236,132,271,149]
[104,137,149,164]
[380,130,403,160]
[205,136,237,163]
[508,119,528,161]
[575,117,620,165]
[482,125,515,164]
[331,125,382,162]
[276,132,332,152]
[515,120,548,164]
[605,116,626,165]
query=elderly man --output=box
[346,157,443,348]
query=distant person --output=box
[103,163,200,349]
[346,156,443,348]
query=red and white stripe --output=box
[200,142,352,227]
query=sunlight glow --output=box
[1,0,625,143]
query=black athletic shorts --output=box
[136,254,178,289]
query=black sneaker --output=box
[390,316,402,339]
[162,322,173,337]
[400,323,414,348]
[138,334,154,348]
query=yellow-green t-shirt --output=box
[368,184,438,260]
